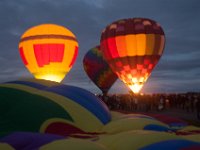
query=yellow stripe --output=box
[136,34,146,56]
[113,34,164,56]
[125,34,137,56]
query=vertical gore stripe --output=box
[19,47,28,65]
[33,44,65,67]
[69,46,78,67]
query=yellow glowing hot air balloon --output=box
[19,24,78,82]
[100,18,165,93]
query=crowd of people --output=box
[98,92,200,120]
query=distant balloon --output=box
[83,46,118,95]
[19,24,78,82]
[100,18,165,93]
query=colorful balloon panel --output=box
[0,143,14,150]
[100,117,170,134]
[140,139,200,150]
[83,46,117,94]
[0,132,64,150]
[5,80,111,125]
[0,98,200,150]
[19,24,79,82]
[100,18,165,93]
[45,84,111,125]
[97,131,180,150]
[40,138,108,150]
[1,79,200,150]
[1,131,200,150]
[147,114,188,128]
[0,86,73,137]
[0,79,111,136]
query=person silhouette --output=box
[196,99,200,120]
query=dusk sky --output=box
[0,0,199,94]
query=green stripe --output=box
[0,87,73,137]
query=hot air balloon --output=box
[19,24,78,83]
[100,18,165,93]
[83,46,118,95]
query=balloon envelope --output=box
[83,46,118,94]
[0,79,111,136]
[100,18,165,93]
[19,24,78,82]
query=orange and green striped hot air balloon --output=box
[19,24,78,83]
[100,18,165,93]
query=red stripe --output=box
[42,45,50,65]
[19,47,28,65]
[69,46,78,67]
[101,18,164,41]
[49,44,58,62]
[33,44,43,67]
[108,37,118,59]
[57,44,64,62]
[34,44,65,67]
[44,122,86,136]
[44,122,104,137]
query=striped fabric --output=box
[100,18,165,93]
[83,46,118,94]
[19,24,79,83]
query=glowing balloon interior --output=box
[19,24,78,82]
[100,18,165,93]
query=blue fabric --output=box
[0,132,64,150]
[46,85,111,124]
[119,115,155,120]
[140,139,200,150]
[169,122,187,128]
[5,80,47,89]
[143,124,170,132]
